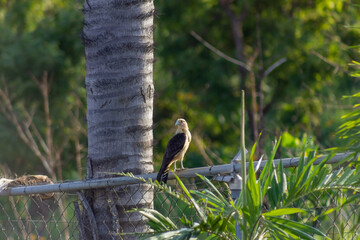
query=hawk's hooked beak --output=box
[175,120,180,126]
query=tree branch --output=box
[190,31,250,70]
[193,134,214,166]
[263,58,287,78]
[311,50,347,74]
[20,104,50,155]
[0,81,54,176]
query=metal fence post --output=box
[229,173,242,240]
[229,149,247,240]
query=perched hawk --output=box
[157,118,191,183]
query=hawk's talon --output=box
[174,168,186,172]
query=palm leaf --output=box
[247,138,261,216]
[137,209,178,231]
[268,216,330,239]
[174,174,205,220]
[263,208,307,217]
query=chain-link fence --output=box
[1,154,359,239]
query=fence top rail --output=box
[0,152,355,197]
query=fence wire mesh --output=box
[0,176,359,239]
[0,192,79,239]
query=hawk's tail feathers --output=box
[157,172,169,184]
[156,166,170,184]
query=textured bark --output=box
[82,0,154,239]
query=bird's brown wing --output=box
[157,133,186,183]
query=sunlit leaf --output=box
[174,174,205,220]
[268,217,330,239]
[263,208,307,217]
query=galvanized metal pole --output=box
[229,173,242,240]
[230,149,247,240]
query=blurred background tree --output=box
[0,0,359,179]
[154,0,360,167]
[0,0,86,179]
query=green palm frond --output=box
[124,140,360,239]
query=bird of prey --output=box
[157,118,192,184]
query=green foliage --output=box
[336,93,360,152]
[281,132,301,149]
[0,0,359,181]
[153,0,360,168]
[332,55,360,152]
[131,142,360,239]
[0,0,85,178]
[0,0,359,187]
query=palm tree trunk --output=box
[82,0,154,239]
